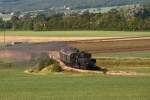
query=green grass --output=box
[106,66,150,73]
[0,30,150,100]
[0,31,150,37]
[93,51,150,71]
[96,57,150,69]
[0,68,149,100]
[93,51,150,58]
[93,51,150,73]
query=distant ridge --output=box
[0,0,149,11]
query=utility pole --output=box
[4,24,6,46]
[3,22,6,48]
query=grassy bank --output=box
[0,68,149,100]
[0,31,150,37]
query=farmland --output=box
[69,37,150,74]
[93,51,150,73]
[0,31,150,100]
[93,51,150,58]
[0,31,150,37]
[0,68,150,100]
[70,37,150,53]
[0,31,150,42]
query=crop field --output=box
[70,38,150,74]
[0,31,150,37]
[0,31,150,100]
[0,31,150,42]
[0,67,149,100]
[93,51,150,73]
[96,58,150,73]
[69,38,150,53]
[93,51,150,58]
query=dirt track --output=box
[52,56,103,74]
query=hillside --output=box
[0,0,149,11]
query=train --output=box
[59,47,98,70]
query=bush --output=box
[36,52,54,71]
[51,63,62,72]
[29,52,62,72]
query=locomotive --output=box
[59,47,97,70]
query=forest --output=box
[0,4,150,31]
[0,0,149,11]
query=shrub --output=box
[29,52,62,72]
[36,52,53,71]
[51,63,62,72]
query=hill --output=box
[0,0,149,12]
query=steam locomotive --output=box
[59,48,97,70]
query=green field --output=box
[96,58,150,73]
[0,31,150,37]
[0,31,150,100]
[0,68,149,100]
[93,51,150,58]
[93,51,150,72]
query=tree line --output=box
[1,5,150,31]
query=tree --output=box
[33,22,43,31]
[0,18,4,30]
[143,17,150,30]
[22,19,33,30]
[127,17,143,31]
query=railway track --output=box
[49,54,103,74]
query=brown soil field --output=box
[0,42,70,62]
[0,50,31,61]
[1,36,150,63]
[69,37,150,53]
